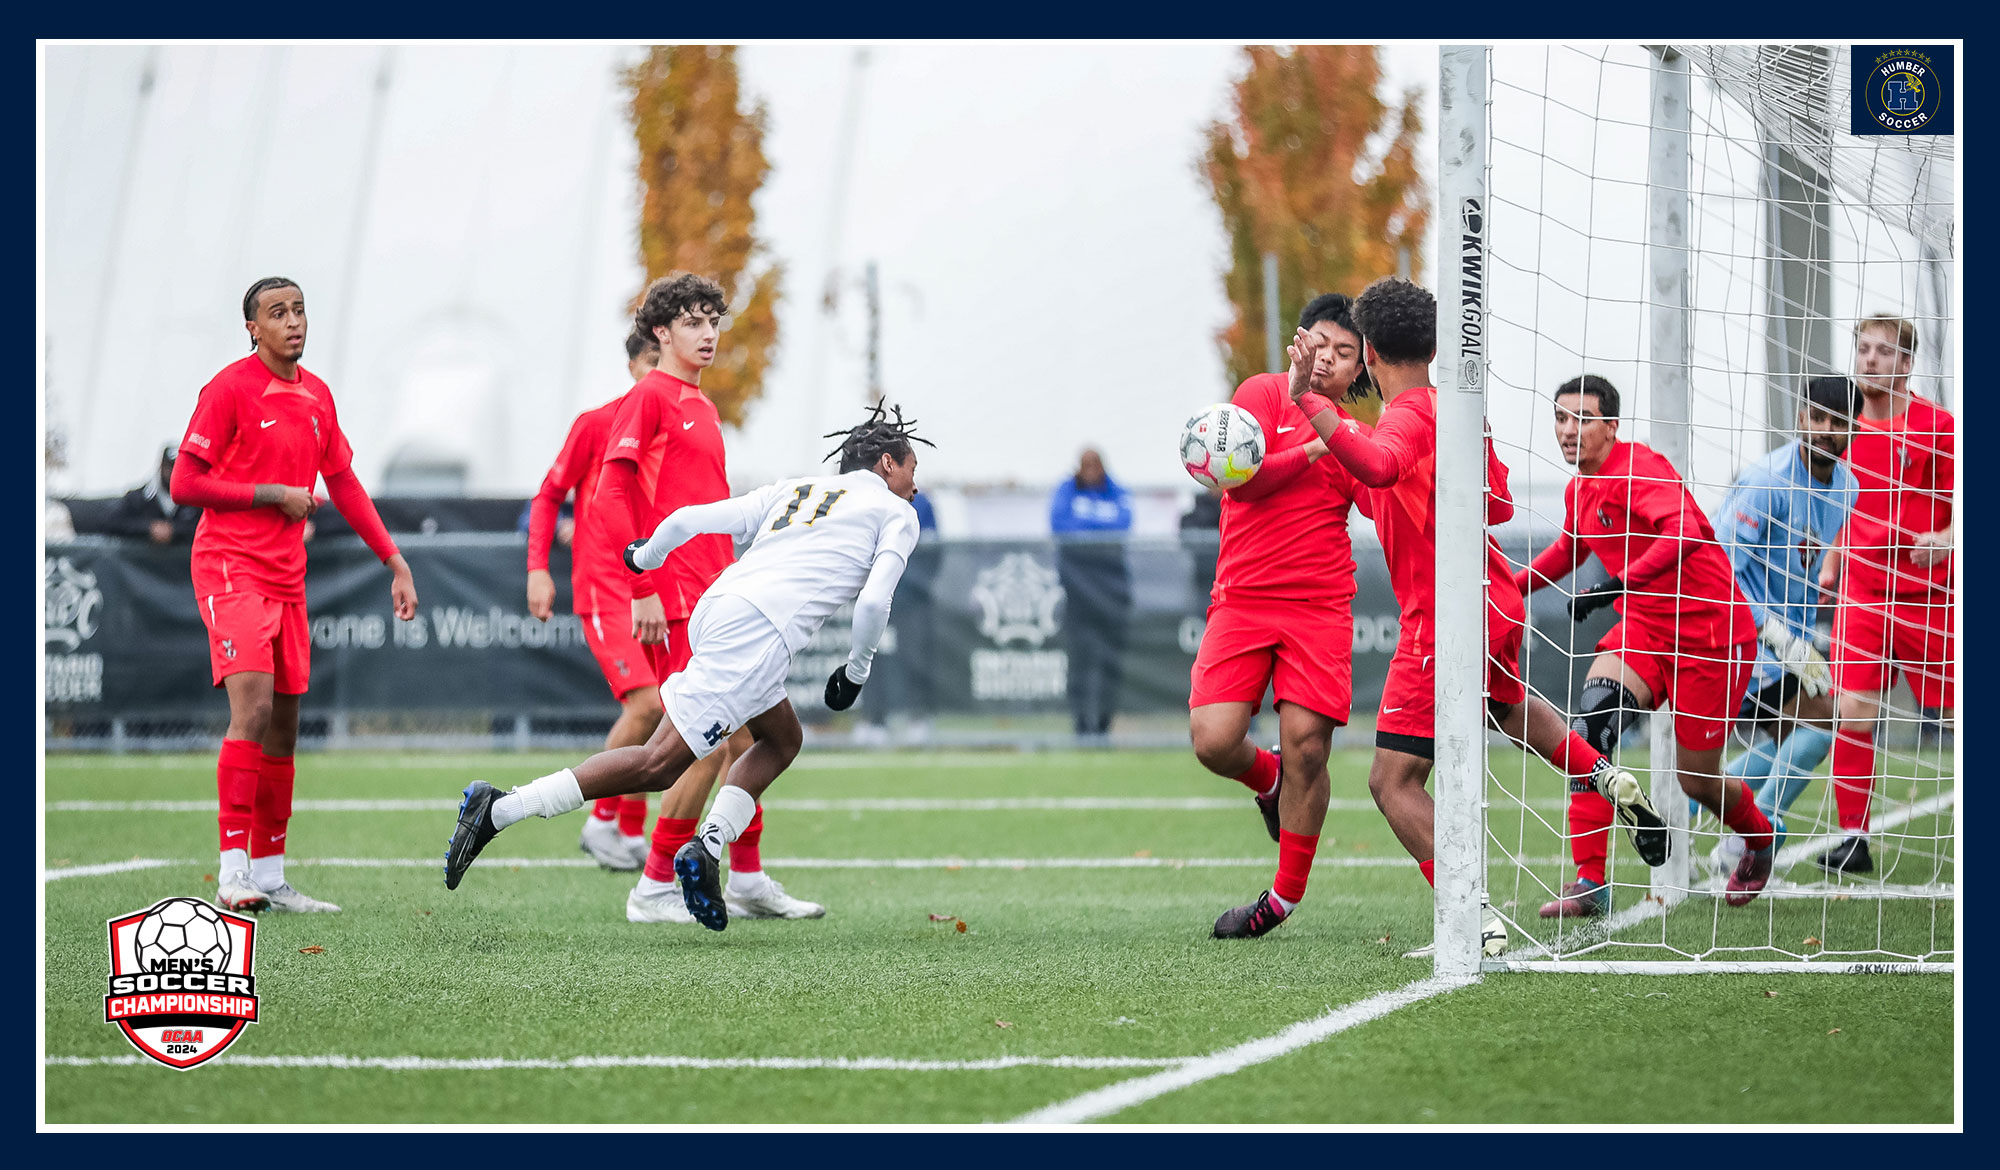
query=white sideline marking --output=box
[46,1053,1185,1072]
[1503,790,1957,961]
[1011,976,1475,1124]
[53,796,1568,814]
[44,854,1564,882]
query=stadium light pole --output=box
[1646,46,1694,907]
[1432,44,1489,978]
[1262,252,1282,373]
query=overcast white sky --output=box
[40,41,1948,512]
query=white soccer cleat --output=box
[261,882,341,913]
[216,869,270,913]
[622,833,652,870]
[1401,907,1508,959]
[625,883,696,925]
[580,816,641,871]
[724,873,825,919]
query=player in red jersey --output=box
[527,329,666,874]
[1517,375,1777,913]
[1305,277,1647,955]
[1194,294,1373,939]
[1818,315,1955,875]
[596,273,822,924]
[170,277,417,914]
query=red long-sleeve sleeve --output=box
[169,452,258,510]
[1520,528,1579,596]
[322,469,399,564]
[1227,442,1317,502]
[1325,420,1397,488]
[1486,441,1515,526]
[595,460,656,599]
[1617,495,1701,591]
[527,417,592,573]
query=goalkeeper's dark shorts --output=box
[1735,671,1802,732]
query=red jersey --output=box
[600,370,734,619]
[1360,386,1521,653]
[1842,394,1954,599]
[179,355,354,603]
[1541,441,1754,648]
[528,397,632,616]
[1213,374,1364,604]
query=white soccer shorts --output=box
[661,594,792,759]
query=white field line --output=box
[50,796,1569,813]
[46,1052,1185,1072]
[42,855,1566,882]
[1011,976,1476,1125]
[1502,790,1957,961]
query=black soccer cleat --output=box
[623,539,649,576]
[444,781,504,890]
[1594,760,1669,868]
[1252,745,1282,842]
[1814,836,1874,876]
[674,838,729,932]
[1212,890,1290,939]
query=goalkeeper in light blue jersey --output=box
[1705,376,1860,870]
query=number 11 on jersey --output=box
[772,486,847,531]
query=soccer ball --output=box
[134,898,232,973]
[1180,404,1265,490]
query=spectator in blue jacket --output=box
[1050,449,1134,739]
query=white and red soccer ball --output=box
[1179,403,1265,490]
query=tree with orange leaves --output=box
[625,45,783,426]
[1201,46,1426,391]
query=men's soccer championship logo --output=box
[104,897,261,1069]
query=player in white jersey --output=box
[444,405,931,932]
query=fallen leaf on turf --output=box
[956,920,968,933]
[1833,894,1852,902]
[1804,936,1823,947]
[1377,934,1392,945]
[945,865,962,873]
[1764,990,1780,998]
[928,913,956,921]
[420,910,432,916]
[994,1019,1013,1029]
[298,946,325,955]
[1133,849,1152,858]
[201,873,213,882]
[1827,1028,1842,1035]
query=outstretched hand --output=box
[1285,328,1320,402]
[824,666,864,711]
[1569,578,1623,623]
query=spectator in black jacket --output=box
[116,445,203,544]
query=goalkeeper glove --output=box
[1569,578,1623,622]
[824,666,864,712]
[1760,616,1832,699]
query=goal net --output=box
[1432,44,1956,974]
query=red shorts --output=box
[1598,621,1753,752]
[642,618,695,681]
[1832,591,1955,709]
[1376,601,1527,739]
[1189,597,1351,724]
[198,591,310,695]
[580,611,659,699]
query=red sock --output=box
[1548,731,1603,781]
[730,805,764,873]
[590,798,620,822]
[1272,829,1319,904]
[1417,858,1436,887]
[1721,779,1774,851]
[1832,725,1876,834]
[618,796,648,837]
[1232,748,1279,795]
[251,752,295,861]
[643,817,698,883]
[216,738,261,855]
[1568,782,1612,886]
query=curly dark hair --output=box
[634,273,728,339]
[822,401,935,474]
[624,327,659,363]
[1555,374,1621,419]
[1350,276,1436,363]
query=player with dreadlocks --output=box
[445,403,931,933]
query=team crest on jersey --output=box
[221,639,237,660]
[614,658,630,677]
[104,898,261,1069]
[1596,507,1612,529]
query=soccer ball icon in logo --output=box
[134,897,232,973]
[1180,403,1265,490]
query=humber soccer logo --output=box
[1856,48,1949,134]
[104,897,261,1069]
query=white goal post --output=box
[1433,43,1957,975]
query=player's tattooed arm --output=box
[252,483,317,520]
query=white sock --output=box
[250,854,285,891]
[1269,890,1296,914]
[728,868,769,892]
[492,769,585,830]
[698,785,759,860]
[220,847,249,876]
[634,874,675,898]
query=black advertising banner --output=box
[45,534,1607,730]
